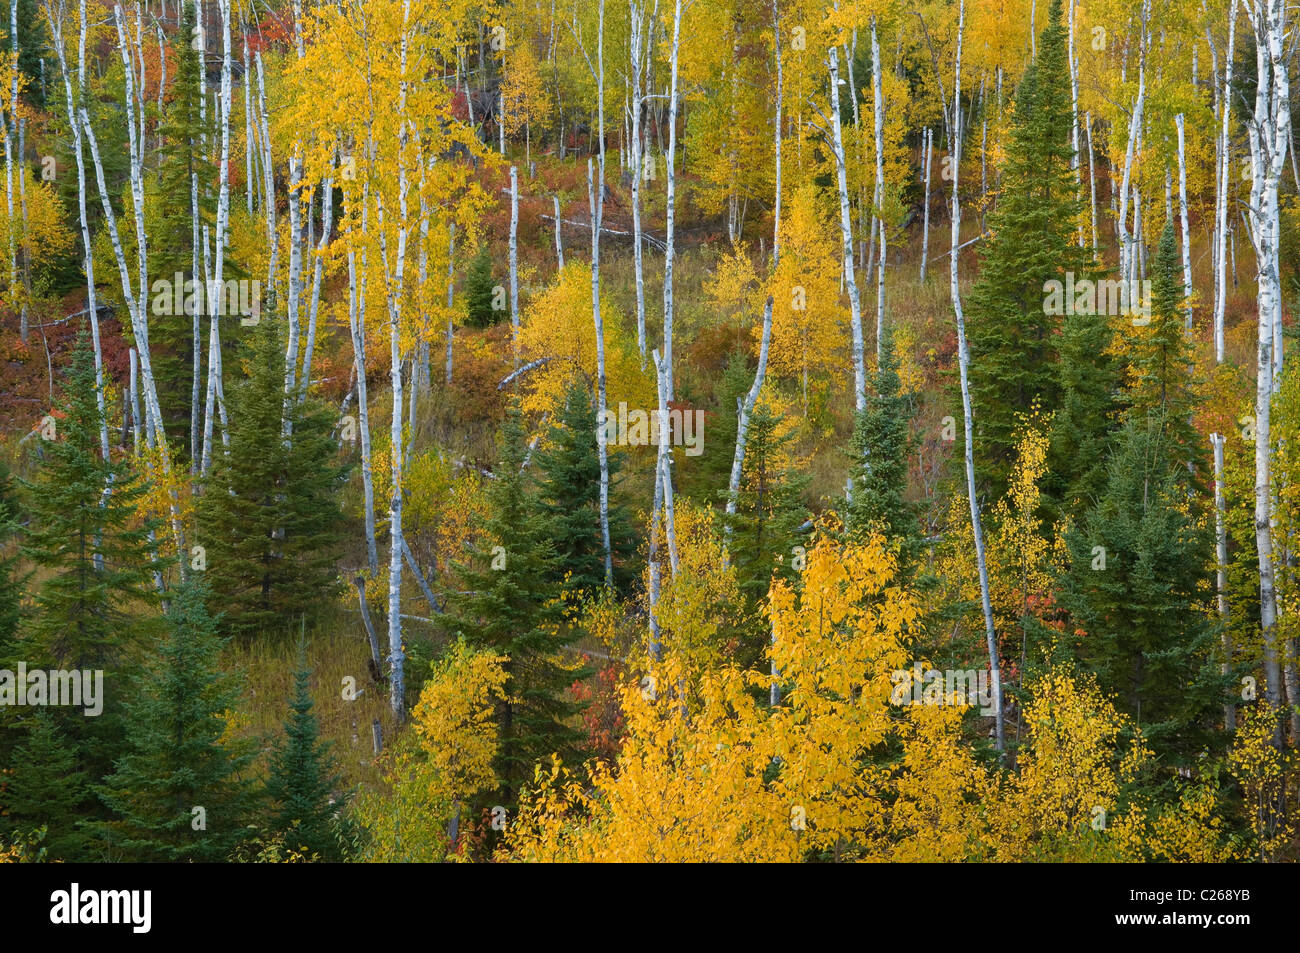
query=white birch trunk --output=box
[553,195,563,268]
[870,17,885,363]
[1245,0,1290,719]
[829,45,865,412]
[509,165,519,335]
[726,1,783,525]
[1174,113,1193,327]
[948,0,1004,752]
[49,0,108,460]
[920,127,932,281]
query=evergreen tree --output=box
[448,401,588,804]
[1058,418,1227,764]
[683,348,751,502]
[95,579,258,861]
[195,322,347,638]
[964,0,1091,496]
[265,644,346,860]
[149,3,219,456]
[19,334,161,671]
[1045,306,1121,527]
[0,461,21,655]
[532,378,635,596]
[1124,221,1202,483]
[465,245,499,327]
[723,398,809,672]
[843,327,922,578]
[0,713,89,860]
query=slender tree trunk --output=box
[301,166,334,401]
[1117,4,1148,282]
[948,0,1003,753]
[1174,114,1193,327]
[870,17,885,363]
[629,0,648,361]
[50,0,108,460]
[553,195,563,268]
[726,0,782,527]
[445,222,455,385]
[829,46,865,412]
[509,165,519,337]
[920,127,932,281]
[1246,0,1290,732]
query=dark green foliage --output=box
[1124,221,1203,485]
[1058,418,1227,764]
[1045,308,1121,527]
[195,322,347,638]
[465,245,500,327]
[0,461,21,654]
[150,4,219,457]
[0,713,90,860]
[723,398,809,672]
[18,333,161,672]
[965,0,1091,496]
[448,401,589,804]
[843,327,921,578]
[532,378,635,596]
[685,348,752,504]
[94,579,258,861]
[265,644,346,860]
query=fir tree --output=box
[465,245,499,327]
[265,643,346,860]
[964,0,1092,496]
[1058,418,1227,764]
[95,579,258,862]
[448,401,588,804]
[532,378,635,597]
[843,327,922,578]
[195,322,347,638]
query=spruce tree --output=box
[150,2,218,455]
[0,713,90,860]
[843,327,922,578]
[0,461,21,656]
[465,245,499,327]
[722,399,809,672]
[95,579,258,861]
[195,322,347,638]
[964,0,1091,496]
[448,401,588,804]
[1058,418,1227,764]
[265,643,346,860]
[19,334,161,671]
[683,348,751,503]
[532,378,635,597]
[1124,221,1202,483]
[16,335,160,789]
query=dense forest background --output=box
[1,0,1299,862]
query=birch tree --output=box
[947,0,1003,752]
